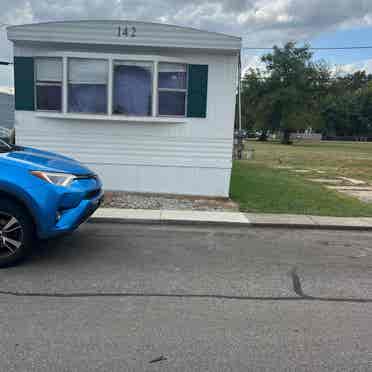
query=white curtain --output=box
[36,58,62,82]
[158,63,186,73]
[69,59,108,84]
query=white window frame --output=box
[157,63,188,118]
[67,57,109,115]
[112,60,154,117]
[35,57,63,112]
[32,51,201,122]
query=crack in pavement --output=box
[0,290,302,301]
[0,267,370,303]
[289,267,372,303]
[0,290,370,302]
[290,267,311,298]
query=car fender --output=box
[0,180,43,235]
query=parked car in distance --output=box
[234,129,258,139]
[0,139,103,267]
[234,129,248,139]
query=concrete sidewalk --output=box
[91,208,372,230]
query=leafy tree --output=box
[242,42,330,144]
[321,74,372,138]
[240,43,372,141]
[239,68,266,132]
[329,70,372,95]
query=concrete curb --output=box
[89,217,252,228]
[89,209,372,231]
[249,222,372,231]
[90,218,372,231]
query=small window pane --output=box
[69,59,108,84]
[158,91,186,116]
[36,85,62,111]
[68,85,107,113]
[158,63,187,89]
[36,58,62,82]
[68,58,108,114]
[113,61,153,116]
[36,58,62,111]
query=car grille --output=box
[75,173,98,180]
[85,188,102,199]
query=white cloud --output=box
[242,54,265,75]
[337,59,372,74]
[1,0,372,86]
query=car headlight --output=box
[30,171,76,187]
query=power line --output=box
[242,46,372,51]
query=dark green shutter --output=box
[14,57,35,111]
[187,64,208,118]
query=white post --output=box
[108,57,113,116]
[152,61,158,117]
[238,52,242,132]
[62,56,68,113]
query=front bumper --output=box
[39,189,104,239]
[52,189,104,237]
[33,176,104,239]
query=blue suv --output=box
[0,139,103,266]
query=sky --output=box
[1,0,372,90]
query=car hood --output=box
[3,146,94,175]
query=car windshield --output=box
[0,139,13,152]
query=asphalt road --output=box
[1,223,372,371]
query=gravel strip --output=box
[102,192,239,212]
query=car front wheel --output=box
[0,199,34,267]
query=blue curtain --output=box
[113,65,152,116]
[68,84,107,113]
[158,91,186,116]
[37,85,61,111]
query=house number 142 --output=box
[117,26,136,37]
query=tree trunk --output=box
[281,129,292,144]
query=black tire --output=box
[0,198,35,267]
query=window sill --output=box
[35,111,186,124]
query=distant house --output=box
[0,92,14,129]
[7,20,241,196]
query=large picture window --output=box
[158,63,187,116]
[35,58,62,111]
[32,57,208,118]
[68,58,108,114]
[113,61,153,116]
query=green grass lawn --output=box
[243,140,372,182]
[230,140,372,216]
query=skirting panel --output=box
[89,163,231,197]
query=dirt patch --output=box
[309,178,344,184]
[292,169,312,173]
[338,176,367,185]
[328,188,372,203]
[326,186,372,191]
[306,172,372,203]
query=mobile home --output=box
[7,20,241,196]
